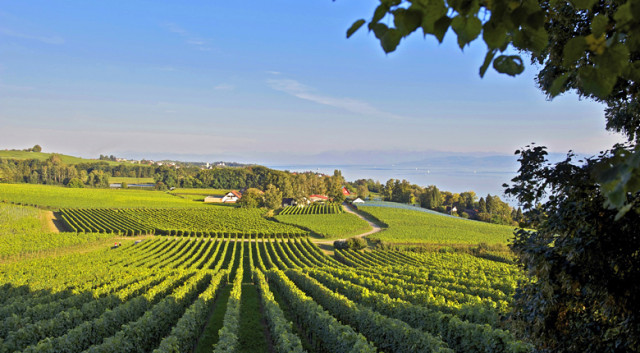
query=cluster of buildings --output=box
[202,186,362,207]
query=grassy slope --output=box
[170,188,230,195]
[0,150,122,165]
[359,206,516,245]
[0,203,112,259]
[275,213,371,239]
[0,183,207,209]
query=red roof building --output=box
[309,194,329,202]
[341,186,350,196]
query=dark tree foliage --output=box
[505,145,640,353]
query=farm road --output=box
[312,203,382,245]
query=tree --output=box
[32,145,42,152]
[238,188,264,208]
[478,197,487,213]
[326,171,346,203]
[383,179,395,200]
[505,146,640,352]
[67,177,84,188]
[459,191,477,209]
[264,184,283,210]
[357,184,370,199]
[86,170,109,188]
[420,185,442,209]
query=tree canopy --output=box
[348,1,640,350]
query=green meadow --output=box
[0,183,208,209]
[359,206,517,245]
[0,150,122,166]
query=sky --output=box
[0,0,624,166]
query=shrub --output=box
[334,237,367,250]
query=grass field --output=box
[275,213,372,239]
[0,203,113,259]
[170,188,230,195]
[169,188,230,202]
[0,184,208,209]
[359,206,517,245]
[0,150,122,165]
[109,177,155,184]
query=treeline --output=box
[350,178,523,226]
[155,165,348,204]
[0,154,153,187]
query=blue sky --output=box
[0,0,623,165]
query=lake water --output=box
[268,163,519,203]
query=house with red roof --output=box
[309,194,329,202]
[341,186,351,196]
[222,190,242,203]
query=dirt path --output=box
[40,210,61,233]
[312,203,382,245]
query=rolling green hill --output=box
[0,184,209,209]
[359,205,516,245]
[0,150,121,165]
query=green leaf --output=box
[372,4,390,23]
[381,28,402,53]
[448,0,480,15]
[493,55,525,76]
[421,0,448,36]
[596,43,630,76]
[548,73,570,96]
[480,49,497,77]
[451,15,482,49]
[371,23,389,40]
[513,26,548,53]
[347,19,366,38]
[625,61,640,82]
[525,10,546,30]
[562,37,587,67]
[394,9,423,36]
[577,66,617,98]
[510,6,530,27]
[613,2,632,25]
[591,15,609,37]
[433,16,452,42]
[483,21,508,49]
[569,0,598,10]
[631,0,640,20]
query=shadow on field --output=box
[316,243,334,254]
[51,211,69,232]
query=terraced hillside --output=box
[0,237,530,353]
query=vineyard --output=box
[359,206,517,245]
[59,208,308,238]
[278,203,343,215]
[0,236,530,353]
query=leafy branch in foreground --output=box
[504,145,640,353]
